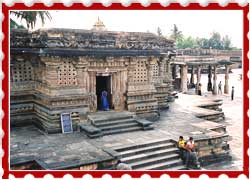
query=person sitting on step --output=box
[178,136,186,163]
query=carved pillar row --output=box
[213,65,218,95]
[207,65,213,91]
[180,64,188,93]
[224,65,230,94]
[196,65,201,94]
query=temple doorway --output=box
[96,75,112,110]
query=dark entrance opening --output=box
[96,75,112,110]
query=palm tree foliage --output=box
[10,11,51,29]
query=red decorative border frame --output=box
[2,3,249,179]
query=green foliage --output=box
[10,11,51,29]
[176,36,198,49]
[171,24,234,50]
[10,18,25,29]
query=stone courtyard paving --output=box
[10,92,243,170]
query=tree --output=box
[209,32,223,50]
[221,35,232,50]
[157,27,162,36]
[10,11,51,29]
[10,18,25,29]
[196,38,210,49]
[170,24,183,41]
[176,36,197,49]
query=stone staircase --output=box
[80,111,153,138]
[113,139,186,170]
[195,99,225,122]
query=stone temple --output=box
[10,18,176,134]
[10,18,235,171]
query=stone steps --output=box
[130,153,180,169]
[80,111,153,137]
[115,139,172,152]
[120,148,179,164]
[93,118,136,127]
[118,143,176,157]
[114,139,184,170]
[135,159,184,170]
[100,122,141,131]
[88,112,134,123]
[102,126,143,135]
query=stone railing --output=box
[176,49,242,57]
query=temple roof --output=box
[10,28,175,57]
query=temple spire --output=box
[92,17,106,31]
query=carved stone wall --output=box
[10,28,175,133]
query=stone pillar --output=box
[127,59,136,85]
[75,62,87,90]
[196,65,201,94]
[172,65,177,80]
[180,64,188,93]
[159,60,164,77]
[167,60,172,81]
[213,65,218,95]
[45,62,58,88]
[207,65,212,91]
[190,66,195,86]
[148,59,154,83]
[224,65,230,94]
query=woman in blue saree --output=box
[101,90,109,111]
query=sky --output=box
[14,10,243,48]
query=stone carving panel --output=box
[133,60,148,83]
[11,60,34,82]
[153,63,159,77]
[58,61,77,86]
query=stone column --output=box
[148,59,154,83]
[213,65,218,95]
[172,65,177,80]
[45,62,58,88]
[75,62,87,89]
[207,65,212,91]
[159,60,164,77]
[180,64,188,93]
[190,66,195,86]
[127,59,136,85]
[224,64,230,94]
[167,60,172,81]
[196,65,201,94]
